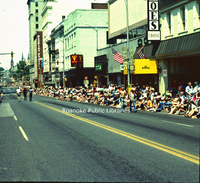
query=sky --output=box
[0,0,29,70]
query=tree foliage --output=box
[0,67,5,71]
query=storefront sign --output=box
[163,69,167,77]
[123,61,128,75]
[147,0,160,41]
[70,55,83,67]
[134,59,157,74]
[95,63,102,71]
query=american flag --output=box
[111,47,124,64]
[137,45,145,59]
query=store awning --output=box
[155,31,200,58]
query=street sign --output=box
[129,49,134,55]
[129,58,134,64]
[95,63,102,71]
[163,69,167,77]
[122,47,127,51]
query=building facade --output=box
[27,0,46,87]
[41,0,96,83]
[155,0,200,94]
[44,9,108,87]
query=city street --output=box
[0,95,199,182]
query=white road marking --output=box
[14,115,17,121]
[162,120,194,127]
[19,126,29,141]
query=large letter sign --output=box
[147,0,160,41]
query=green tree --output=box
[0,67,5,71]
[0,67,4,77]
[16,60,30,78]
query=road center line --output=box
[162,120,194,127]
[34,101,199,165]
[19,126,29,141]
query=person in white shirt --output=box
[185,82,193,100]
[16,87,21,102]
[193,82,199,94]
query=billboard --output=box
[108,0,147,39]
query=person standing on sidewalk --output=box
[16,87,21,102]
[129,88,137,113]
[120,85,126,112]
[29,87,33,101]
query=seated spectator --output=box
[184,100,198,118]
[153,99,163,112]
[192,100,200,119]
[147,98,153,111]
[169,98,182,115]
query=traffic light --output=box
[57,60,59,65]
[39,59,41,68]
[11,51,13,58]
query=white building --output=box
[44,8,108,87]
[42,0,95,75]
[64,9,108,86]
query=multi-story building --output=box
[41,0,96,85]
[45,8,108,87]
[154,0,200,94]
[27,0,46,87]
[64,8,108,86]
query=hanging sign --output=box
[147,0,160,40]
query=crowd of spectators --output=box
[33,81,200,119]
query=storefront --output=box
[155,31,200,93]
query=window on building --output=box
[36,9,38,14]
[71,34,73,47]
[67,37,69,49]
[35,2,38,7]
[167,12,171,34]
[181,6,185,31]
[65,38,67,50]
[74,32,76,47]
[36,17,38,22]
[198,2,200,21]
[36,24,38,29]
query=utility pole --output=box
[125,0,130,86]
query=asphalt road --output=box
[0,94,199,182]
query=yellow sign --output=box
[134,59,157,74]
